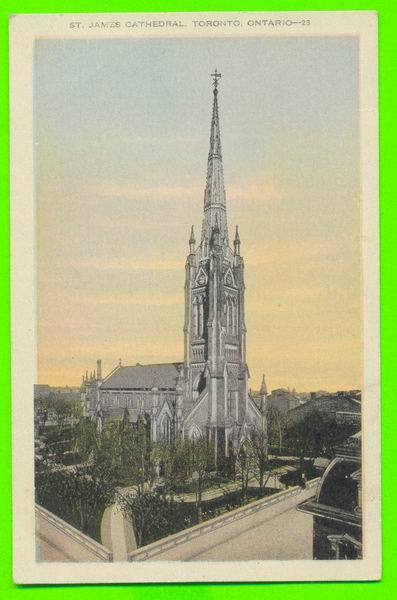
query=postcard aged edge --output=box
[10,10,380,584]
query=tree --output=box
[37,418,72,466]
[321,419,358,457]
[72,416,97,463]
[70,464,116,534]
[35,463,115,537]
[91,421,123,480]
[35,392,82,468]
[35,394,81,428]
[119,415,154,493]
[284,410,356,470]
[92,413,154,491]
[118,491,170,548]
[152,437,191,497]
[266,405,289,455]
[285,410,325,468]
[235,439,257,503]
[118,435,215,544]
[250,425,271,495]
[189,436,216,522]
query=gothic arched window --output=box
[232,297,238,336]
[161,414,172,444]
[227,391,232,416]
[193,297,199,337]
[198,296,204,337]
[227,296,233,334]
[192,371,206,401]
[189,424,202,440]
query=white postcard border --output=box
[10,11,380,584]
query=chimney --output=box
[97,359,102,381]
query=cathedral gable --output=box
[194,266,208,287]
[184,390,209,431]
[247,396,263,422]
[157,397,174,423]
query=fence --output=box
[128,478,319,561]
[36,504,113,562]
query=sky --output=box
[35,35,361,392]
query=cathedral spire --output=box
[260,374,268,396]
[201,70,228,244]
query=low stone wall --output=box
[36,504,113,562]
[128,478,320,561]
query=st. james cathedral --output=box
[81,71,267,460]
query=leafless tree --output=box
[267,405,289,455]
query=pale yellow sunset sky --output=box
[35,36,361,392]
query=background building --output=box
[288,391,361,429]
[266,388,302,414]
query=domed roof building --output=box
[297,432,362,559]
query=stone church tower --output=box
[82,71,265,463]
[183,71,254,460]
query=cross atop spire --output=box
[211,69,221,89]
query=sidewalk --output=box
[117,464,299,505]
[169,464,297,503]
[101,501,136,561]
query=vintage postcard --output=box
[10,11,380,584]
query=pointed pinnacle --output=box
[260,374,268,396]
[189,225,195,244]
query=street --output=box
[147,485,315,561]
